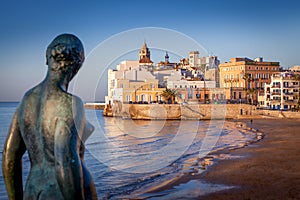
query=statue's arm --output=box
[55,96,88,199]
[2,111,26,200]
[54,118,84,200]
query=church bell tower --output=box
[139,40,152,64]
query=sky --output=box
[0,0,299,102]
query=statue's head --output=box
[46,34,85,76]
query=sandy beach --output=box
[145,119,300,199]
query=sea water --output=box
[0,102,258,199]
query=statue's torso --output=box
[18,84,75,199]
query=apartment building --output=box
[263,72,299,110]
[219,57,280,103]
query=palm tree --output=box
[247,88,256,105]
[242,73,251,103]
[293,74,300,110]
[161,88,179,104]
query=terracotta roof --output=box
[139,57,153,63]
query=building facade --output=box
[189,51,200,67]
[112,79,165,103]
[263,72,299,110]
[106,65,163,104]
[219,57,280,103]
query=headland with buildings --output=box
[94,41,300,119]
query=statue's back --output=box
[19,85,74,199]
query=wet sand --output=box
[146,119,300,199]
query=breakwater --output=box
[84,103,105,110]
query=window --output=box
[283,82,289,87]
[188,88,193,99]
[283,89,287,93]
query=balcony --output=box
[271,85,281,88]
[289,85,299,88]
[272,92,281,96]
[270,99,281,103]
[285,100,297,103]
[283,93,294,96]
[224,78,240,83]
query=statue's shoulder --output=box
[23,85,41,99]
[18,85,42,109]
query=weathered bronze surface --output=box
[2,34,97,200]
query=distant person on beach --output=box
[2,34,97,199]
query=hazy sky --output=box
[0,0,299,101]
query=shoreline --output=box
[140,118,300,199]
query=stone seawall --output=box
[256,109,300,119]
[107,103,300,119]
[111,103,262,120]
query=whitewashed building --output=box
[263,72,299,110]
[167,80,216,89]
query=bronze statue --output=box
[2,34,97,200]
